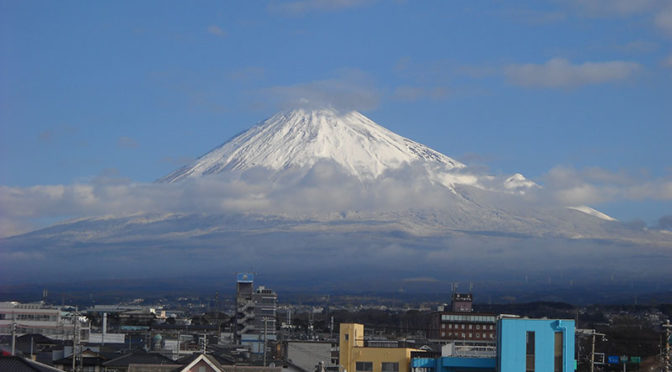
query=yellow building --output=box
[339,323,421,372]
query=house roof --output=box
[0,355,65,372]
[175,352,234,366]
[104,350,175,367]
[178,354,224,372]
[16,334,58,344]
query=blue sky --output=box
[1,0,671,231]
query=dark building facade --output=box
[429,293,496,342]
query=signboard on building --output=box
[237,273,254,283]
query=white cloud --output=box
[542,166,672,205]
[566,0,659,17]
[259,69,380,111]
[654,5,672,35]
[268,0,376,15]
[207,25,226,37]
[504,58,640,88]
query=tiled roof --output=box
[104,350,175,367]
[0,356,65,372]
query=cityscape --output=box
[1,273,671,371]
[2,1,671,371]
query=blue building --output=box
[411,317,575,372]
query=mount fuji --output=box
[1,108,670,299]
[161,108,465,182]
[160,108,536,194]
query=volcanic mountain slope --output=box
[2,107,670,293]
[160,108,466,182]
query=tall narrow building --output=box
[235,273,255,342]
[234,273,278,354]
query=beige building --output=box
[339,324,420,372]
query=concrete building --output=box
[0,302,89,341]
[339,323,422,372]
[235,273,255,342]
[286,341,336,372]
[429,294,496,343]
[497,317,575,372]
[411,317,576,372]
[234,274,278,354]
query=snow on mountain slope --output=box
[160,108,465,183]
[568,206,617,221]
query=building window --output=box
[382,362,399,372]
[468,324,472,329]
[441,332,445,337]
[468,333,472,338]
[554,332,563,372]
[476,325,480,330]
[356,362,373,372]
[441,324,445,328]
[526,331,535,372]
[448,324,452,329]
[345,334,349,341]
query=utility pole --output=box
[664,320,672,372]
[577,329,606,372]
[263,317,268,367]
[11,312,16,356]
[330,316,334,339]
[72,306,79,372]
[72,312,77,372]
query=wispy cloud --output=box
[117,136,139,149]
[37,125,78,143]
[542,166,672,205]
[229,66,266,82]
[565,0,659,17]
[258,69,380,111]
[654,5,672,35]
[664,54,672,67]
[268,0,376,15]
[504,58,640,88]
[392,85,450,102]
[613,40,658,53]
[207,25,226,37]
[560,0,672,36]
[502,8,567,25]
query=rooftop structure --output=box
[339,323,423,372]
[412,317,576,372]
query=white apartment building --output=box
[0,301,89,341]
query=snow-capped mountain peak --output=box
[160,108,465,183]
